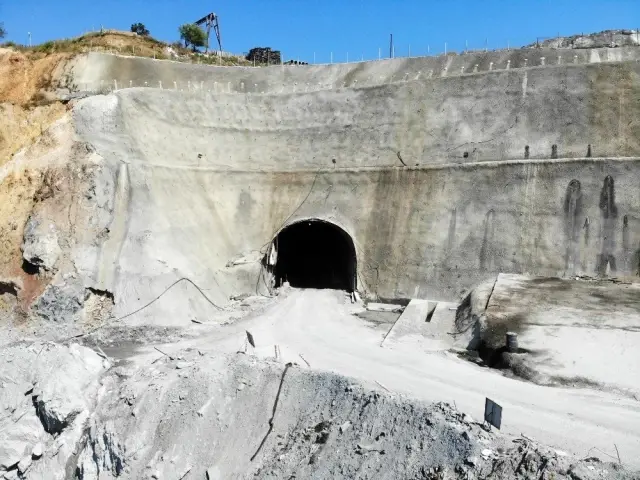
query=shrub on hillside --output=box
[131,23,150,36]
[34,41,55,54]
[178,23,206,51]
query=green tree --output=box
[178,23,206,51]
[0,23,6,39]
[130,23,150,36]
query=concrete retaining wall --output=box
[74,60,640,169]
[95,158,640,311]
[66,49,640,311]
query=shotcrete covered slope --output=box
[72,55,640,166]
[68,51,640,307]
[68,154,640,309]
[69,47,640,97]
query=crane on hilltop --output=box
[194,12,222,53]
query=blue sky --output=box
[1,0,638,62]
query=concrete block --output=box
[381,299,436,346]
[382,299,457,351]
[427,302,458,338]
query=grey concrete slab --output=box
[381,299,436,346]
[482,274,640,397]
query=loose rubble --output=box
[0,342,108,480]
[0,347,616,480]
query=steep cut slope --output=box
[74,60,640,167]
[0,48,70,166]
[1,39,640,480]
[3,42,640,330]
[67,54,640,310]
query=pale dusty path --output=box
[129,288,640,468]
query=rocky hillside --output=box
[528,29,640,49]
[0,48,69,165]
[1,30,251,66]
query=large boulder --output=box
[21,214,62,272]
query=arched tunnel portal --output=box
[269,219,357,292]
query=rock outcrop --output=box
[0,343,108,479]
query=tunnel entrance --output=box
[271,220,356,292]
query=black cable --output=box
[250,363,291,461]
[67,277,223,341]
[115,277,223,322]
[253,172,321,295]
[254,263,265,296]
[258,171,320,254]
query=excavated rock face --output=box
[76,351,485,479]
[0,47,119,333]
[0,342,108,479]
[70,351,634,480]
[30,282,85,323]
[0,343,635,480]
[0,119,117,338]
[16,155,117,329]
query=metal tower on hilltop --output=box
[194,12,222,53]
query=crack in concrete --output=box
[484,277,499,312]
[445,119,518,154]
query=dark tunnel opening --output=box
[272,220,357,292]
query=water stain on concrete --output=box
[622,214,630,271]
[235,190,256,226]
[479,209,495,271]
[597,175,618,275]
[633,249,640,276]
[583,217,590,248]
[563,179,582,272]
[447,208,457,251]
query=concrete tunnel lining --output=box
[268,219,357,292]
